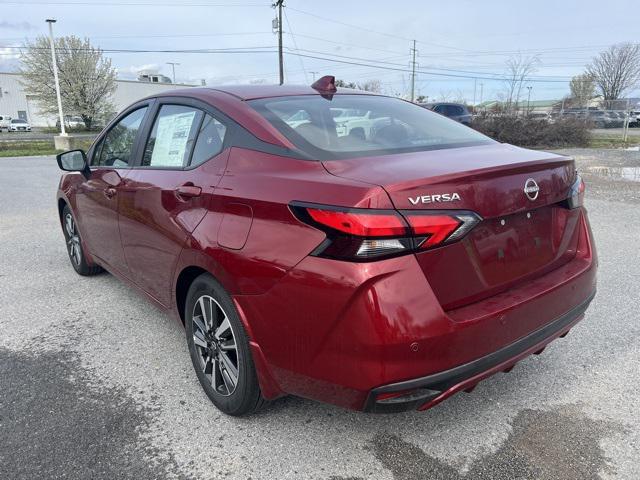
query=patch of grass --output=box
[588,135,638,149]
[0,140,57,157]
[0,138,95,157]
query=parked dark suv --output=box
[419,102,472,125]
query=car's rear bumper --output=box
[235,208,597,411]
[364,289,595,412]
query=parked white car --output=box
[8,118,31,132]
[0,114,12,131]
[56,115,87,129]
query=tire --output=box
[61,204,103,276]
[185,273,264,416]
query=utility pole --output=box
[166,62,180,83]
[479,82,484,107]
[310,71,319,81]
[409,39,417,102]
[473,78,477,106]
[46,19,66,137]
[526,86,532,114]
[274,0,284,85]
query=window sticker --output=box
[150,111,196,167]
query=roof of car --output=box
[164,84,379,101]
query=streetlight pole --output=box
[46,19,66,137]
[166,62,180,83]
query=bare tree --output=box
[335,79,357,89]
[334,79,383,93]
[357,79,382,93]
[503,55,539,113]
[586,43,640,101]
[437,91,452,102]
[569,73,596,108]
[19,35,116,129]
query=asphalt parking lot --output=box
[1,152,639,480]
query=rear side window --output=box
[190,114,227,167]
[142,105,202,168]
[93,107,147,167]
[249,95,491,160]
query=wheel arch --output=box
[57,197,68,226]
[175,265,209,326]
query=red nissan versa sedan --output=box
[56,76,597,415]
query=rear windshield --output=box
[249,94,492,159]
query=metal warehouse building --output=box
[0,72,194,127]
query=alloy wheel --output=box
[191,295,239,396]
[65,213,82,266]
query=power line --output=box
[0,1,265,5]
[0,43,584,82]
[284,32,407,57]
[282,51,575,83]
[283,7,307,83]
[287,6,412,43]
[286,6,493,54]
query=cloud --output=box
[0,21,37,31]
[115,64,163,79]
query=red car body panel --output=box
[57,85,597,412]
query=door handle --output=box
[175,184,202,199]
[104,187,117,199]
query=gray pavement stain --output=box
[556,147,640,204]
[332,406,622,480]
[0,346,189,480]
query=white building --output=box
[0,72,195,127]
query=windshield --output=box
[249,94,492,159]
[11,119,26,124]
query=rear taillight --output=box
[566,174,585,209]
[306,208,406,237]
[290,202,481,261]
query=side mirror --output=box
[56,149,90,179]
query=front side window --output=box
[142,105,202,168]
[249,95,492,159]
[93,107,148,167]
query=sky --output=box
[1,0,639,103]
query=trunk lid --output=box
[322,143,575,217]
[322,143,581,310]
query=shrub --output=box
[471,115,591,148]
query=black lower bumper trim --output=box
[364,290,596,412]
